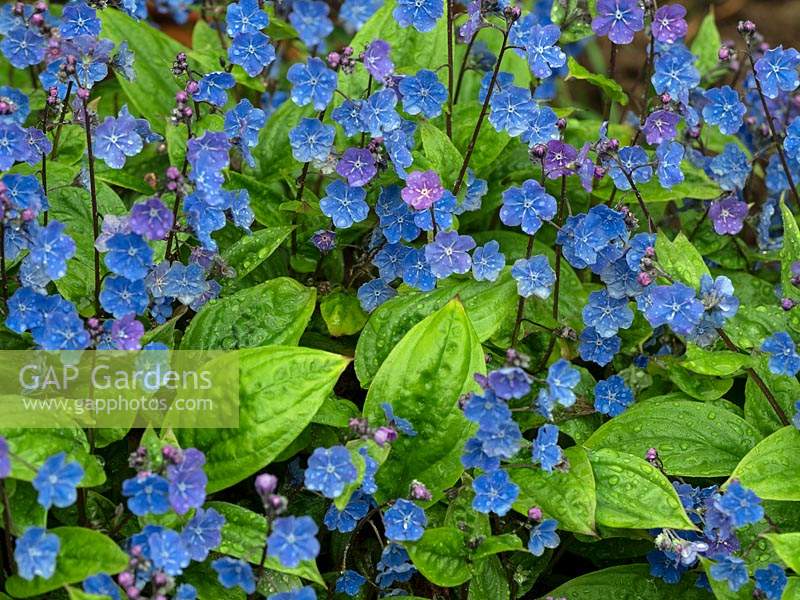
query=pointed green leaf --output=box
[763,533,800,573]
[405,527,471,588]
[728,427,800,501]
[545,564,710,599]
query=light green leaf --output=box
[252,100,315,180]
[451,102,510,178]
[67,588,111,600]
[763,532,800,573]
[473,534,524,559]
[567,56,628,105]
[728,426,800,501]
[205,501,324,585]
[585,399,761,477]
[5,528,128,598]
[683,345,751,376]
[544,564,711,599]
[655,231,710,288]
[690,8,722,77]
[363,300,485,501]
[221,226,294,288]
[320,291,368,337]
[177,346,348,492]
[744,357,799,436]
[468,556,510,600]
[510,446,597,536]
[552,0,598,44]
[419,122,463,188]
[588,448,695,530]
[181,278,316,350]
[405,527,472,587]
[781,200,800,303]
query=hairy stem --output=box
[603,43,618,121]
[453,27,510,196]
[454,32,478,104]
[621,169,656,232]
[165,119,194,260]
[510,234,535,348]
[445,0,454,139]
[81,97,101,315]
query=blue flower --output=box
[600,258,643,299]
[525,25,566,78]
[703,86,745,135]
[532,424,563,472]
[402,248,436,292]
[512,255,555,298]
[377,184,421,242]
[163,262,207,305]
[472,469,519,516]
[148,528,190,576]
[754,564,787,600]
[289,0,333,47]
[489,86,536,136]
[582,290,633,338]
[225,0,269,36]
[786,118,800,164]
[181,507,224,561]
[383,499,427,541]
[393,0,442,32]
[225,99,266,149]
[193,72,236,107]
[14,527,59,581]
[413,191,456,232]
[0,121,26,170]
[592,0,644,45]
[267,515,320,568]
[462,437,501,471]
[425,231,475,278]
[228,31,275,77]
[320,180,369,228]
[332,100,365,137]
[706,143,750,191]
[175,584,198,600]
[464,389,512,430]
[717,480,763,527]
[93,113,144,169]
[358,278,397,312]
[336,570,367,597]
[288,57,337,110]
[33,306,90,351]
[60,2,101,39]
[359,448,378,494]
[528,519,560,556]
[304,445,358,498]
[187,131,231,174]
[656,140,685,188]
[1,27,45,69]
[212,557,255,594]
[104,233,153,280]
[579,328,620,366]
[166,448,207,515]
[488,366,531,400]
[28,221,76,281]
[384,119,416,177]
[382,402,417,436]
[755,46,800,99]
[289,118,335,163]
[336,147,377,186]
[6,287,47,334]
[609,146,652,190]
[652,45,700,103]
[476,420,522,459]
[373,243,412,281]
[269,587,317,600]
[398,69,447,118]
[794,400,800,430]
[594,375,634,416]
[32,452,84,509]
[645,283,704,336]
[709,556,749,592]
[472,241,505,282]
[521,104,560,147]
[362,39,394,79]
[479,71,515,104]
[341,0,381,30]
[647,550,686,584]
[324,490,371,533]
[360,89,402,137]
[545,359,580,408]
[699,274,739,326]
[122,473,170,515]
[500,179,557,235]
[83,574,121,600]
[376,543,416,588]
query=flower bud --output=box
[373,426,397,446]
[781,298,795,311]
[185,80,199,95]
[527,506,543,521]
[646,447,658,461]
[255,473,278,498]
[117,571,134,588]
[410,480,432,501]
[637,271,653,286]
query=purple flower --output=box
[0,436,9,478]
[336,147,377,187]
[110,314,144,350]
[425,231,475,278]
[401,170,444,210]
[544,140,577,179]
[651,4,687,44]
[643,109,680,145]
[363,39,394,80]
[181,507,224,561]
[130,197,174,241]
[592,0,645,45]
[167,448,207,515]
[709,196,748,235]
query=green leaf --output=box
[0,418,105,486]
[690,7,722,77]
[468,556,510,600]
[566,56,628,105]
[655,231,710,288]
[510,446,597,536]
[67,588,111,600]
[225,172,293,228]
[552,0,597,44]
[473,534,524,559]
[451,102,510,178]
[728,426,800,501]
[682,345,751,376]
[584,399,761,477]
[5,527,128,598]
[221,226,294,288]
[177,346,348,492]
[363,300,485,501]
[781,200,800,303]
[355,271,517,386]
[544,564,710,599]
[264,5,298,40]
[419,122,463,188]
[588,448,695,530]
[763,532,800,573]
[252,99,315,179]
[320,291,368,337]
[183,562,247,600]
[2,481,46,534]
[181,278,316,350]
[204,502,324,585]
[724,304,791,350]
[100,10,187,133]
[667,364,733,401]
[700,557,754,600]
[744,357,800,436]
[405,527,472,587]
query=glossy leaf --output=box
[728,426,800,501]
[405,527,472,587]
[544,564,711,599]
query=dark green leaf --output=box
[544,564,710,599]
[781,200,800,303]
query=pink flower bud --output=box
[528,506,543,521]
[373,426,397,446]
[637,272,652,286]
[255,473,278,498]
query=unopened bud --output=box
[528,506,543,521]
